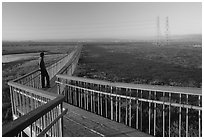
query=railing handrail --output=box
[11,46,81,83]
[59,49,81,74]
[56,74,202,96]
[2,95,66,137]
[11,55,69,83]
[56,81,202,111]
[8,81,58,100]
[46,53,69,70]
[47,53,69,65]
[12,69,40,83]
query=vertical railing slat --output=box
[198,95,201,137]
[149,91,151,134]
[98,85,100,115]
[105,86,108,118]
[169,92,171,137]
[136,89,139,129]
[154,91,156,136]
[129,89,132,127]
[116,87,118,122]
[100,85,103,116]
[163,92,165,137]
[179,93,181,137]
[125,88,128,125]
[186,94,188,137]
[111,86,113,120]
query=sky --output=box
[2,2,202,41]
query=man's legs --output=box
[41,73,45,88]
[45,70,50,87]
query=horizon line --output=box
[2,33,202,42]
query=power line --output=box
[165,16,169,46]
[156,16,161,46]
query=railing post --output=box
[169,92,171,137]
[163,91,165,137]
[111,86,113,120]
[98,85,100,115]
[68,86,70,103]
[115,87,118,122]
[87,90,89,111]
[149,91,151,134]
[57,78,61,95]
[129,89,132,127]
[179,93,181,137]
[186,94,188,137]
[91,89,93,112]
[100,85,103,116]
[78,83,81,108]
[17,89,22,116]
[136,89,139,129]
[154,91,156,136]
[70,86,73,104]
[74,82,77,106]
[198,95,201,137]
[31,74,34,87]
[119,95,121,123]
[125,88,128,125]
[9,86,15,120]
[140,90,143,131]
[84,85,86,110]
[105,86,108,118]
[81,88,83,108]
[26,92,30,113]
[22,91,26,113]
[60,103,64,137]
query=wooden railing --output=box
[47,46,81,79]
[3,81,67,137]
[14,45,82,89]
[3,46,82,137]
[56,75,202,137]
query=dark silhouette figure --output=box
[39,52,50,88]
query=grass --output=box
[74,43,201,88]
[72,42,201,136]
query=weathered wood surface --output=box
[62,103,151,137]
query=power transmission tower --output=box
[165,16,169,46]
[156,16,161,46]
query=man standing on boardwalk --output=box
[39,52,50,88]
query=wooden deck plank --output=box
[63,103,151,137]
[63,117,101,137]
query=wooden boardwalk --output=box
[62,103,151,137]
[43,76,151,137]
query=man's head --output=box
[40,52,44,57]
